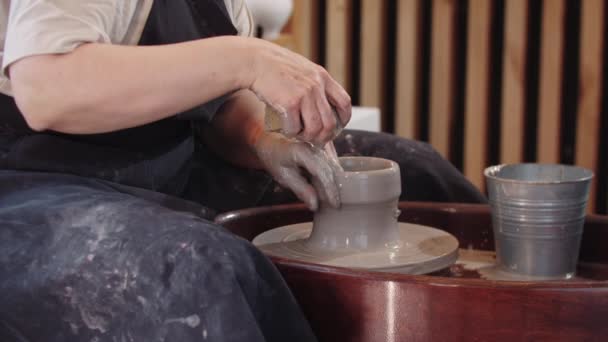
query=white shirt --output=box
[0,0,253,96]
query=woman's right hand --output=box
[244,38,351,147]
[252,131,342,211]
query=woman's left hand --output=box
[252,131,341,211]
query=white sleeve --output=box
[226,0,254,38]
[2,0,141,75]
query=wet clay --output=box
[307,157,401,250]
[253,157,460,274]
[253,222,459,273]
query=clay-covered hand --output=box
[245,38,351,147]
[253,132,341,211]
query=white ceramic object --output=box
[345,106,381,132]
[244,0,294,40]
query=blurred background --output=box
[246,0,607,215]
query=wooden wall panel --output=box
[537,0,566,164]
[575,0,605,213]
[395,0,422,139]
[283,0,608,213]
[429,0,457,158]
[500,0,529,164]
[464,0,493,189]
[326,0,354,93]
[360,0,388,126]
[291,0,320,62]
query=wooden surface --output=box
[291,0,320,62]
[429,0,457,158]
[576,0,605,213]
[216,202,608,342]
[537,0,566,164]
[325,0,353,93]
[464,0,493,190]
[359,0,388,128]
[500,0,529,164]
[395,0,422,139]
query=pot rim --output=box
[484,163,594,185]
[338,156,399,178]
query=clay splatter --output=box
[165,314,201,328]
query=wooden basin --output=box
[215,202,608,341]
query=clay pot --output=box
[252,157,458,273]
[307,157,401,250]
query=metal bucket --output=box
[485,163,593,279]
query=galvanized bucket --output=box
[485,163,593,279]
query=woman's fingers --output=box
[292,144,341,209]
[297,92,323,143]
[249,40,351,143]
[277,167,319,211]
[314,86,338,145]
[324,73,352,127]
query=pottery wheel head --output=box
[253,222,459,275]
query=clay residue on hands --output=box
[253,132,342,211]
[263,101,301,137]
[322,141,343,172]
[263,102,345,146]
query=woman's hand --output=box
[245,39,351,147]
[201,90,341,211]
[253,131,341,211]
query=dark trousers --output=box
[0,131,485,342]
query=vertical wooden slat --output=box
[537,0,566,163]
[292,0,320,62]
[359,0,388,126]
[500,0,529,164]
[395,0,422,139]
[429,0,457,158]
[326,0,353,93]
[575,0,605,213]
[464,0,493,189]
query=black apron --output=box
[0,0,237,195]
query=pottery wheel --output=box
[253,222,459,275]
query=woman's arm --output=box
[9,36,351,145]
[201,89,266,170]
[9,36,252,133]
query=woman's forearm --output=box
[202,89,266,169]
[9,36,255,133]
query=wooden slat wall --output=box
[395,0,422,139]
[500,0,529,164]
[429,0,457,159]
[537,0,566,164]
[359,0,388,126]
[281,0,608,214]
[291,0,320,63]
[575,0,605,213]
[464,0,493,189]
[326,0,353,92]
